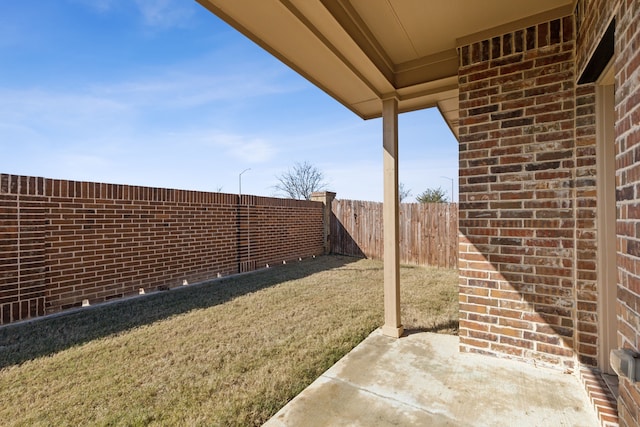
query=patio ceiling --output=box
[197,0,575,138]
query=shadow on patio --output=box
[265,329,599,427]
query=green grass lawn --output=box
[0,255,458,426]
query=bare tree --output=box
[274,161,328,200]
[399,182,411,203]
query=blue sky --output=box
[0,0,458,202]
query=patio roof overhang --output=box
[197,0,575,139]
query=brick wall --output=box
[458,2,640,424]
[613,1,640,425]
[574,0,640,425]
[0,174,324,325]
[575,0,617,78]
[457,15,600,370]
[575,81,599,366]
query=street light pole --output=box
[440,176,454,202]
[239,168,251,196]
[238,168,252,272]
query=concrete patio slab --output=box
[264,329,599,427]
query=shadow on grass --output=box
[0,255,361,369]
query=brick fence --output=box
[0,174,324,325]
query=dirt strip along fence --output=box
[0,174,324,325]
[330,199,458,269]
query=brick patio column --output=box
[381,96,403,338]
[311,191,336,255]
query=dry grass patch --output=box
[0,255,458,426]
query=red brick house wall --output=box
[458,15,597,369]
[575,0,616,77]
[575,0,640,425]
[580,0,640,424]
[0,174,324,325]
[615,1,640,422]
[458,1,640,425]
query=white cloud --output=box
[59,153,112,172]
[69,0,196,29]
[208,133,277,164]
[0,56,299,147]
[68,0,115,13]
[133,0,195,28]
[0,88,131,145]
[91,68,296,109]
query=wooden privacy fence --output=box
[330,199,458,268]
